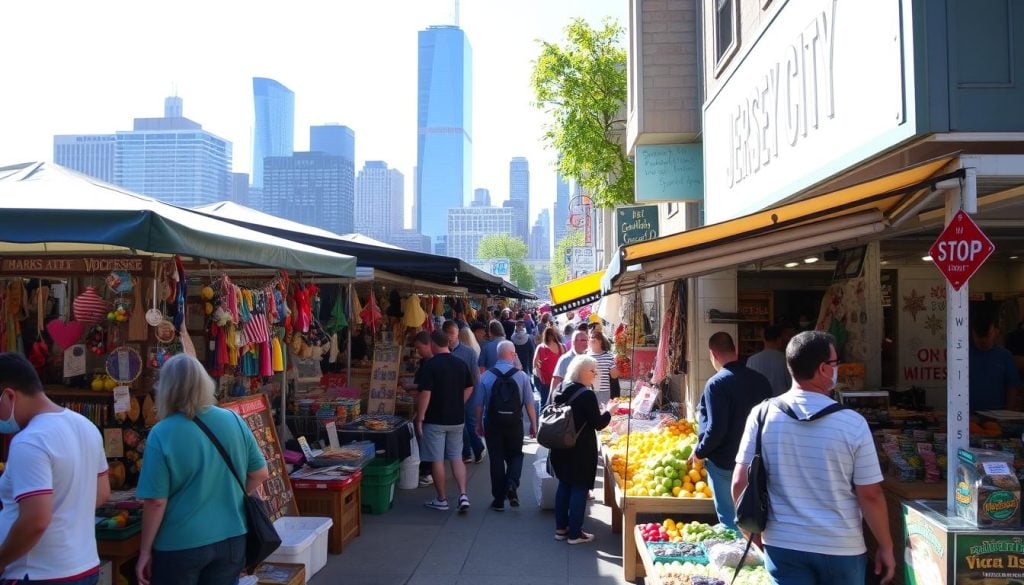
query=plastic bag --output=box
[707,541,763,570]
[533,446,557,509]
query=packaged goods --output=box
[955,447,1021,528]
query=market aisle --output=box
[311,441,632,585]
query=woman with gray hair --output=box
[135,354,270,585]
[548,355,611,545]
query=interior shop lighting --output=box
[922,255,933,262]
[804,257,819,264]
[784,262,800,268]
[1011,256,1019,260]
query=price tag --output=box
[297,436,316,461]
[983,461,1012,476]
[113,386,130,414]
[325,421,341,450]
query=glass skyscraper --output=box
[505,156,530,243]
[417,25,472,253]
[354,160,403,242]
[53,134,116,183]
[264,152,353,235]
[252,78,295,190]
[310,125,354,160]
[554,163,570,245]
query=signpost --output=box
[616,206,660,247]
[928,210,994,290]
[487,258,510,278]
[569,246,596,279]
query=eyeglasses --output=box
[824,359,841,366]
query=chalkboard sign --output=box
[616,205,660,247]
[635,144,703,202]
[367,343,401,415]
[221,394,297,520]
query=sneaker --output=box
[418,475,434,487]
[462,455,473,464]
[556,530,592,542]
[474,449,486,464]
[507,488,520,507]
[424,497,449,511]
[490,499,505,511]
[457,494,471,512]
[567,532,596,545]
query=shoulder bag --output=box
[194,416,282,575]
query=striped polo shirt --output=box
[736,389,883,556]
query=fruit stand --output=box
[633,519,773,585]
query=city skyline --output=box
[0,0,625,231]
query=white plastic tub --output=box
[265,516,333,581]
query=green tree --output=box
[549,230,585,286]
[532,18,633,208]
[477,234,535,291]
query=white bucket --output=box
[398,432,420,490]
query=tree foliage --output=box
[477,234,535,291]
[549,230,585,287]
[532,18,633,208]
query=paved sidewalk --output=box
[310,441,632,585]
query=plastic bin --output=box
[265,516,333,582]
[361,457,400,514]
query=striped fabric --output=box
[72,286,109,325]
[590,351,617,403]
[736,390,883,556]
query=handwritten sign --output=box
[367,343,401,415]
[635,144,703,202]
[221,394,297,520]
[616,205,660,247]
[0,256,147,274]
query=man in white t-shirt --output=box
[550,330,588,395]
[732,332,894,585]
[0,353,110,582]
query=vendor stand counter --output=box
[337,420,413,461]
[292,470,362,554]
[903,498,1024,585]
[97,533,141,585]
[877,478,947,585]
[601,448,716,582]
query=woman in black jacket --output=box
[549,355,611,544]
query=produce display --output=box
[639,520,738,544]
[607,420,713,499]
[639,520,771,585]
[654,564,771,585]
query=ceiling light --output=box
[922,255,933,262]
[880,260,889,265]
[1011,256,1019,260]
[784,262,799,268]
[804,257,819,264]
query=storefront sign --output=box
[570,246,595,279]
[904,504,949,585]
[702,0,912,223]
[367,343,401,415]
[929,210,995,290]
[616,206,660,247]
[635,144,703,202]
[0,256,147,274]
[898,277,947,393]
[955,533,1024,583]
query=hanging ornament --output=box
[73,286,109,325]
[402,294,426,328]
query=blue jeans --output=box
[704,459,737,530]
[534,375,550,408]
[462,405,485,459]
[151,534,246,585]
[764,544,867,585]
[555,481,589,539]
[5,572,99,585]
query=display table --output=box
[874,478,946,585]
[337,422,412,461]
[601,449,717,582]
[98,533,140,585]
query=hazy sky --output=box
[0,0,626,228]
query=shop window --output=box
[713,0,739,75]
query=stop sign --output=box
[928,210,994,290]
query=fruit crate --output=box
[646,541,709,565]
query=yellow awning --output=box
[549,270,605,314]
[604,156,958,293]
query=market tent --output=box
[549,270,605,314]
[194,201,536,299]
[0,162,356,277]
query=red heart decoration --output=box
[46,319,85,349]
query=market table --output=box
[98,533,140,585]
[601,449,717,582]
[337,422,412,461]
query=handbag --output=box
[536,383,588,450]
[194,416,282,574]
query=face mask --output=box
[799,321,811,328]
[0,394,20,434]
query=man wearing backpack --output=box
[475,341,537,511]
[732,331,894,585]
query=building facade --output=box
[553,167,570,245]
[354,160,404,242]
[471,188,490,207]
[252,77,295,190]
[263,152,353,235]
[388,229,432,254]
[114,97,232,207]
[230,172,250,206]
[529,208,551,261]
[416,25,473,253]
[447,206,514,262]
[506,157,530,243]
[310,125,355,160]
[53,134,116,183]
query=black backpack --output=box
[487,367,523,426]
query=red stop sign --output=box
[928,210,994,290]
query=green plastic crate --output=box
[362,458,400,514]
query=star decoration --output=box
[924,313,944,337]
[903,289,926,322]
[930,285,945,300]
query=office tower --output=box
[114,97,232,207]
[389,230,432,254]
[310,125,355,160]
[263,152,353,235]
[53,134,116,183]
[416,24,472,253]
[553,165,570,245]
[230,173,250,205]
[529,209,551,261]
[252,77,295,190]
[447,206,514,262]
[355,161,404,242]
[472,188,490,207]
[506,157,530,242]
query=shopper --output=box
[745,325,792,397]
[478,320,508,371]
[471,322,488,348]
[0,352,109,583]
[443,320,485,465]
[411,331,436,487]
[969,314,1022,411]
[416,330,475,512]
[458,325,481,357]
[587,330,619,405]
[136,354,269,585]
[548,356,611,544]
[475,341,537,511]
[550,330,589,396]
[733,331,894,585]
[533,326,564,408]
[691,332,772,530]
[500,308,516,339]
[511,320,535,377]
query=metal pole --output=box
[346,282,353,384]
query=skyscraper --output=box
[252,78,295,190]
[114,97,232,207]
[447,206,514,262]
[472,188,491,207]
[416,25,472,253]
[355,161,404,242]
[553,165,570,245]
[505,157,530,243]
[230,173,250,206]
[264,152,353,235]
[310,125,355,160]
[53,134,116,183]
[529,209,551,261]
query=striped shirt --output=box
[589,351,617,404]
[736,389,883,556]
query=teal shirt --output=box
[136,406,266,551]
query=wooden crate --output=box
[293,482,362,554]
[256,562,305,585]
